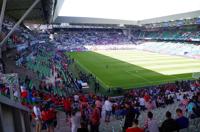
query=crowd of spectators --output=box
[135,30,200,42]
[1,17,200,132]
[2,72,200,132]
[1,43,200,132]
[60,79,200,132]
[53,28,133,51]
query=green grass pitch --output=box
[68,50,200,89]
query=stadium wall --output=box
[0,96,31,132]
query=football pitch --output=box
[68,50,200,89]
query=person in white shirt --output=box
[13,87,19,101]
[179,93,184,101]
[74,94,79,102]
[139,97,145,111]
[144,111,159,132]
[33,103,41,132]
[71,110,81,132]
[101,104,106,119]
[104,98,112,122]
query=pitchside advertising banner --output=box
[192,72,200,79]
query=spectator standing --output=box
[63,97,72,119]
[77,122,89,132]
[175,108,189,130]
[104,97,112,122]
[144,112,159,132]
[33,102,42,132]
[139,97,145,111]
[124,103,136,130]
[160,111,179,132]
[95,97,102,112]
[186,98,196,118]
[71,109,81,132]
[126,119,144,132]
[90,106,100,132]
[46,107,57,132]
[41,107,49,131]
[81,105,90,129]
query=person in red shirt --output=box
[46,107,57,132]
[41,108,49,124]
[90,106,100,132]
[144,93,150,102]
[21,89,28,106]
[63,97,72,118]
[126,119,144,132]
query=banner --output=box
[0,73,19,86]
[192,72,200,79]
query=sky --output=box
[58,0,200,21]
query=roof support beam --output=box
[0,0,7,33]
[0,0,41,47]
[6,8,42,12]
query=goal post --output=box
[192,72,200,79]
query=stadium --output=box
[0,0,200,132]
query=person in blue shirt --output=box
[187,98,196,119]
[175,108,189,130]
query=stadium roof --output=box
[53,0,200,25]
[0,0,56,24]
[1,0,200,26]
